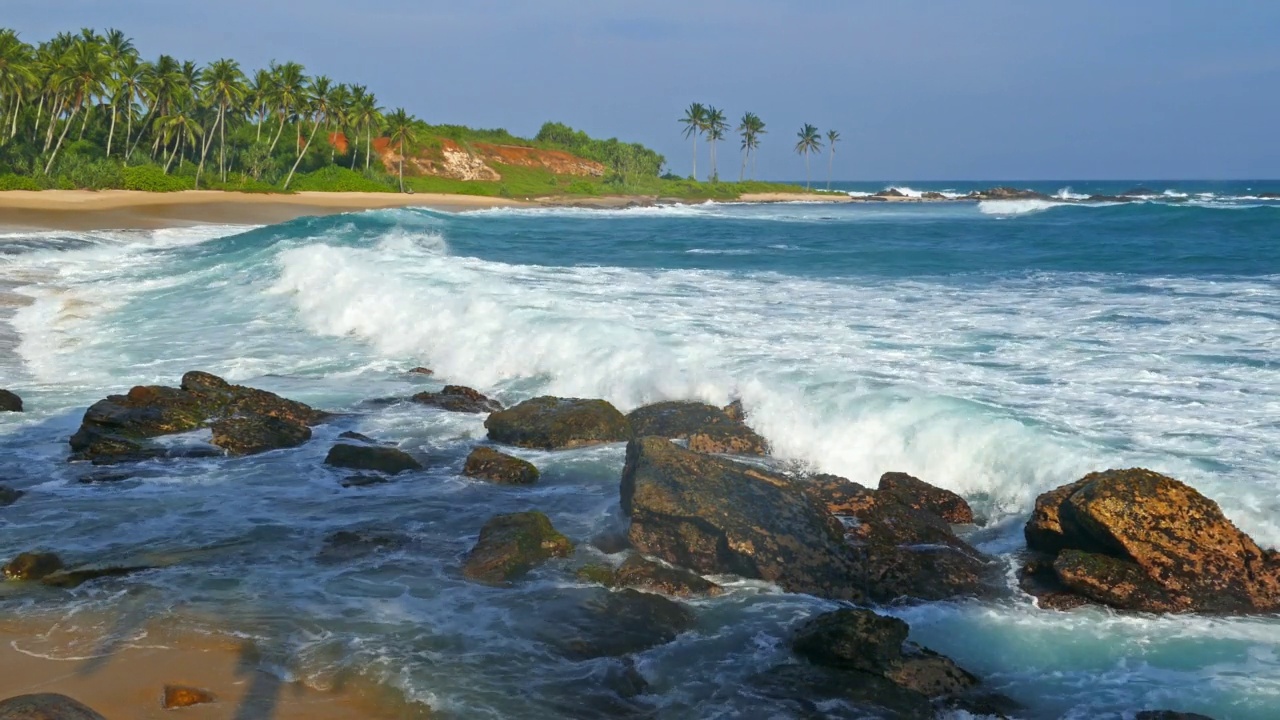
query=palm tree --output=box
[267,61,305,156]
[198,58,246,183]
[0,30,36,141]
[109,55,145,159]
[129,54,180,159]
[679,102,707,180]
[101,29,136,156]
[156,109,203,173]
[349,85,382,171]
[384,107,416,193]
[737,112,765,182]
[825,129,840,191]
[281,75,332,189]
[704,106,728,182]
[794,124,823,190]
[247,68,274,142]
[327,82,352,163]
[44,38,110,174]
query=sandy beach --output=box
[0,616,428,719]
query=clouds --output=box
[7,0,1279,179]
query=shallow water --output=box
[1,182,1278,718]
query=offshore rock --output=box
[462,511,574,583]
[0,485,24,506]
[1023,469,1280,613]
[626,400,768,455]
[803,474,992,601]
[210,416,311,456]
[3,552,64,581]
[1135,712,1217,720]
[463,446,540,485]
[877,471,974,524]
[0,390,22,412]
[324,443,422,474]
[621,437,864,601]
[412,385,502,414]
[541,588,694,660]
[161,685,216,709]
[0,694,107,720]
[486,397,631,450]
[68,371,325,463]
[576,554,723,597]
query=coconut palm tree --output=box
[268,61,306,157]
[794,123,822,190]
[679,102,707,180]
[44,38,110,173]
[737,112,766,182]
[704,106,728,182]
[348,84,382,171]
[281,75,332,189]
[108,54,145,159]
[825,129,840,191]
[156,108,202,173]
[130,53,180,158]
[197,58,246,183]
[247,68,274,142]
[0,30,36,141]
[101,28,136,155]
[384,107,416,193]
[327,82,352,163]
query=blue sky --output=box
[8,1,1279,180]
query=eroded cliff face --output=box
[360,135,605,181]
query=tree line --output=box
[679,103,841,189]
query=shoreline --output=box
[0,189,854,231]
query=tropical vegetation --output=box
[678,100,838,188]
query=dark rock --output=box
[0,390,22,412]
[975,186,1048,200]
[722,399,745,423]
[621,436,862,601]
[1258,192,1280,200]
[68,371,326,463]
[462,511,574,583]
[41,565,151,589]
[602,658,649,699]
[1135,712,1217,720]
[162,685,216,709]
[803,474,992,602]
[543,588,694,659]
[210,415,311,456]
[887,648,980,698]
[319,529,406,562]
[337,431,376,443]
[77,471,134,484]
[407,367,434,376]
[324,443,422,474]
[1024,469,1280,613]
[614,554,723,597]
[486,397,631,450]
[748,663,935,719]
[576,564,618,586]
[1018,557,1090,610]
[340,474,390,488]
[412,385,502,414]
[1087,194,1129,203]
[0,486,24,506]
[590,529,632,554]
[3,552,64,580]
[794,609,910,674]
[0,694,107,720]
[626,400,767,455]
[877,188,906,197]
[921,191,948,200]
[877,471,974,524]
[463,446,539,485]
[1122,186,1158,196]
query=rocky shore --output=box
[2,371,1267,718]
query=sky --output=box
[7,0,1280,180]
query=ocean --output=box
[1,181,1278,718]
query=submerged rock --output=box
[162,685,216,709]
[0,485,24,506]
[0,693,107,720]
[1135,712,1217,720]
[68,371,326,463]
[621,437,863,601]
[577,554,723,597]
[412,385,502,414]
[462,511,575,583]
[318,529,407,562]
[973,186,1048,200]
[877,472,974,524]
[407,366,434,376]
[486,397,631,450]
[542,588,695,660]
[1023,468,1280,613]
[748,663,935,719]
[324,443,423,474]
[463,446,540,485]
[340,474,390,488]
[626,400,768,455]
[337,430,377,443]
[0,389,22,412]
[3,552,64,581]
[41,565,152,589]
[210,416,311,456]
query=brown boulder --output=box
[577,555,723,597]
[412,385,502,414]
[0,694,107,720]
[324,443,422,475]
[407,367,434,375]
[69,371,326,463]
[0,390,22,412]
[3,552,64,580]
[463,446,539,485]
[1023,469,1280,613]
[462,511,574,583]
[162,685,215,709]
[210,416,311,456]
[626,400,768,455]
[486,397,631,450]
[877,472,974,524]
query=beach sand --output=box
[0,615,429,719]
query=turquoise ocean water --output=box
[0,181,1277,718]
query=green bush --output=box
[565,179,600,196]
[122,165,192,192]
[288,165,393,192]
[61,157,123,190]
[0,174,43,191]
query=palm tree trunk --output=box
[691,135,697,180]
[31,94,44,143]
[219,105,227,183]
[805,153,811,190]
[107,103,119,157]
[398,153,404,193]
[268,110,288,155]
[195,115,221,190]
[282,119,320,190]
[365,128,372,172]
[827,149,834,191]
[8,94,21,140]
[123,104,134,164]
[78,104,92,140]
[44,96,64,152]
[44,103,81,175]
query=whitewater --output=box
[1,185,1278,718]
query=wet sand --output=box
[0,616,429,719]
